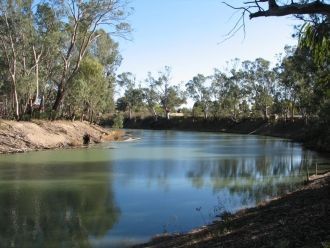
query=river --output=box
[0,130,329,247]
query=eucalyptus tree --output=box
[279,45,329,122]
[242,58,276,119]
[146,66,186,120]
[0,1,56,119]
[50,0,131,119]
[211,69,227,118]
[117,72,144,119]
[298,17,330,123]
[276,46,301,120]
[88,29,122,112]
[66,56,112,122]
[34,3,64,110]
[211,66,246,120]
[186,74,212,119]
[90,29,122,76]
[142,86,159,120]
[226,66,248,120]
[0,0,34,119]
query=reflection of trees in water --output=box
[186,153,318,206]
[115,159,178,191]
[0,162,120,247]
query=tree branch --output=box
[250,1,330,18]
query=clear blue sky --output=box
[116,0,300,84]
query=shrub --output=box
[112,113,124,128]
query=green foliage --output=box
[192,101,206,118]
[186,74,212,119]
[116,72,144,119]
[0,0,129,120]
[66,56,113,121]
[112,113,124,128]
[300,19,330,65]
[145,66,186,119]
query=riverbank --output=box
[122,117,330,153]
[135,172,330,248]
[0,120,124,154]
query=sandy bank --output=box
[0,120,124,154]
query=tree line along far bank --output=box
[0,0,329,132]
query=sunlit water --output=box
[0,130,329,247]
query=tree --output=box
[242,58,276,119]
[0,0,34,119]
[211,69,229,119]
[50,0,130,119]
[116,97,128,112]
[66,56,111,122]
[142,87,159,120]
[211,63,246,120]
[278,44,329,123]
[117,72,144,119]
[186,74,212,119]
[299,17,330,65]
[146,66,186,120]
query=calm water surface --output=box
[0,130,329,247]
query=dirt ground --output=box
[135,173,330,248]
[0,120,124,154]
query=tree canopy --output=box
[0,0,130,120]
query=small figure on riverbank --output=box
[83,133,90,145]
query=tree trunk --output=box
[203,111,208,120]
[290,101,294,122]
[38,95,44,113]
[35,62,39,100]
[152,108,158,121]
[89,110,94,124]
[264,106,269,120]
[166,110,170,120]
[32,45,42,102]
[51,84,65,120]
[13,84,19,120]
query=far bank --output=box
[114,117,330,153]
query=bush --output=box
[112,113,124,128]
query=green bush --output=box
[112,113,124,128]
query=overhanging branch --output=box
[249,1,330,18]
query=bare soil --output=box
[135,173,330,248]
[0,120,124,154]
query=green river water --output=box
[0,130,329,247]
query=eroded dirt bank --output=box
[0,120,124,154]
[134,173,330,248]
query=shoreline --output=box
[1,120,329,247]
[134,172,330,248]
[0,120,124,155]
[122,117,330,153]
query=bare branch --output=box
[250,1,330,18]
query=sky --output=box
[116,0,301,85]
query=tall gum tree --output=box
[186,74,212,120]
[50,0,131,119]
[117,72,144,120]
[0,0,32,119]
[146,66,186,120]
